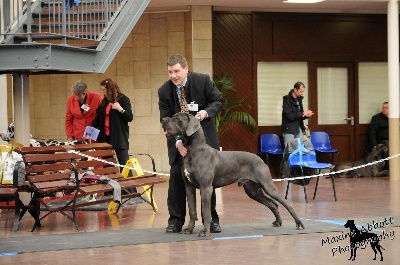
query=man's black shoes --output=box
[166,224,182,233]
[210,223,221,233]
[166,223,222,233]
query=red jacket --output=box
[65,91,102,140]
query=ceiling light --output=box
[284,0,325,3]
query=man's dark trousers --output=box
[168,155,219,227]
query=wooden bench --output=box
[0,160,37,232]
[11,143,165,232]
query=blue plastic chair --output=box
[260,134,284,166]
[285,143,336,203]
[310,131,340,164]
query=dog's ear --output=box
[185,114,201,136]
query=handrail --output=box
[0,1,31,43]
[0,0,128,45]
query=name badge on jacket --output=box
[188,103,198,112]
[81,104,90,112]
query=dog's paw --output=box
[272,220,282,227]
[296,221,305,230]
[198,230,210,237]
[182,227,194,234]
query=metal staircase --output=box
[0,0,150,74]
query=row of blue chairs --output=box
[260,132,339,163]
[260,132,339,202]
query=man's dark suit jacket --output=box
[158,72,224,166]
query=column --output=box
[185,6,213,77]
[12,73,30,146]
[0,75,7,143]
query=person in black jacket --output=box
[158,54,224,233]
[92,78,134,178]
[368,102,389,149]
[281,81,314,146]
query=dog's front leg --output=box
[352,245,357,261]
[374,169,389,177]
[348,247,353,260]
[198,186,213,237]
[183,184,197,234]
[349,243,355,260]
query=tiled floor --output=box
[1,176,400,264]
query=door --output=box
[309,63,356,162]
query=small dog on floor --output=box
[344,219,384,261]
[333,144,389,177]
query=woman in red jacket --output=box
[65,80,102,140]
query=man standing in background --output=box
[281,81,314,146]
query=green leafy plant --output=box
[214,74,257,137]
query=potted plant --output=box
[213,74,257,137]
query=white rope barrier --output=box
[67,149,171,177]
[67,149,398,181]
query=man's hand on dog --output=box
[195,110,207,121]
[176,111,206,157]
[177,140,188,157]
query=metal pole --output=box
[12,73,30,147]
[62,0,67,44]
[26,0,32,42]
[0,75,8,136]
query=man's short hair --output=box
[383,102,388,105]
[72,80,87,95]
[294,81,305,90]
[167,54,188,68]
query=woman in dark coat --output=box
[92,78,133,175]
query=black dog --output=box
[344,220,384,261]
[334,144,389,177]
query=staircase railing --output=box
[0,0,30,43]
[0,0,150,73]
[1,0,128,45]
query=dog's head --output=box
[365,144,389,163]
[373,144,389,156]
[161,113,201,141]
[0,123,15,142]
[344,219,356,229]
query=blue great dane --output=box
[162,113,305,237]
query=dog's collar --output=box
[174,130,198,145]
[174,133,183,142]
[174,131,188,145]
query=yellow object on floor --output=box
[108,157,158,213]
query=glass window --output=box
[358,63,388,124]
[317,67,348,125]
[257,62,308,126]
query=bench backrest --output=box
[16,143,121,193]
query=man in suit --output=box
[158,54,224,233]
